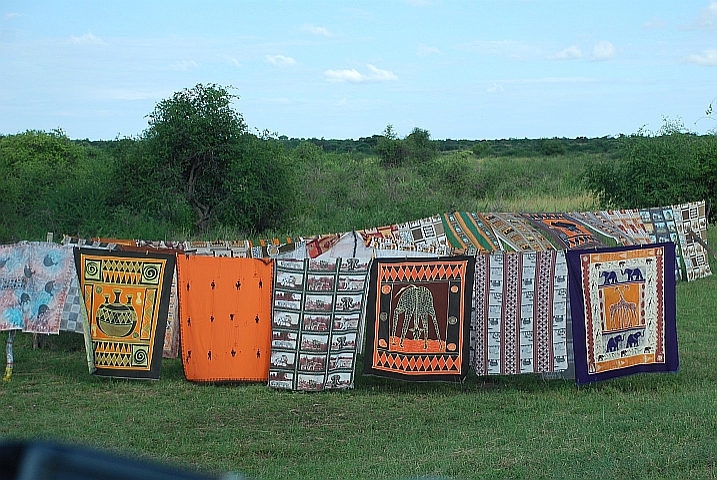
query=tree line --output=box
[1,84,715,243]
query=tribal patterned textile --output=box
[359,225,398,247]
[638,207,679,245]
[481,213,554,252]
[523,213,606,250]
[442,212,501,254]
[365,215,452,255]
[184,240,251,258]
[182,239,307,259]
[269,257,370,390]
[364,257,475,382]
[306,235,342,259]
[566,244,678,385]
[136,240,186,251]
[251,238,305,259]
[177,256,274,382]
[0,242,75,334]
[597,210,651,245]
[111,242,182,357]
[569,211,636,246]
[61,235,119,251]
[638,206,683,281]
[471,251,568,375]
[672,201,713,281]
[75,249,175,379]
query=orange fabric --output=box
[177,255,273,382]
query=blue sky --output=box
[2,1,717,140]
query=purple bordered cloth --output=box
[566,243,678,385]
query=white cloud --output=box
[301,24,332,37]
[684,1,717,30]
[324,64,398,83]
[219,54,241,67]
[171,60,199,71]
[367,64,398,81]
[487,82,504,93]
[266,55,296,66]
[417,44,441,56]
[403,0,433,6]
[643,17,666,29]
[592,41,616,61]
[684,50,717,66]
[554,45,582,60]
[324,69,366,83]
[5,13,21,19]
[70,33,105,45]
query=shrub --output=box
[541,138,566,156]
[583,120,717,219]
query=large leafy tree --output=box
[119,83,296,233]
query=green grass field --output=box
[1,149,716,479]
[1,229,715,479]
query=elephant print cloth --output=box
[364,257,475,382]
[471,251,569,376]
[522,213,606,250]
[0,242,75,334]
[671,201,712,282]
[481,213,555,252]
[177,256,274,382]
[566,244,678,385]
[75,248,176,379]
[269,257,370,391]
[441,212,501,254]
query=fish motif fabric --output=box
[568,211,636,246]
[0,242,75,334]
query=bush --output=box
[541,138,566,156]
[583,121,717,219]
[374,125,437,167]
[0,130,115,242]
[471,141,493,157]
